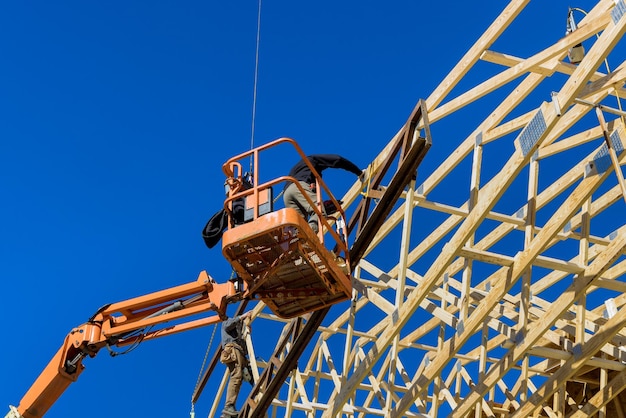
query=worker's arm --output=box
[309,154,362,176]
[7,271,243,418]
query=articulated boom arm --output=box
[7,271,243,418]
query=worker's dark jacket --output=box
[285,154,361,189]
[221,315,247,354]
[202,199,245,249]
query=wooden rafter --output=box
[205,1,626,416]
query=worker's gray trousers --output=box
[283,181,322,233]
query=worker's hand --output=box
[359,169,367,182]
[241,311,253,333]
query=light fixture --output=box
[566,8,585,64]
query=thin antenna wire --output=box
[250,0,262,172]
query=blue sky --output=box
[1,1,616,417]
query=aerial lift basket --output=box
[221,138,352,319]
[223,207,351,318]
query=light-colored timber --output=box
[204,1,626,416]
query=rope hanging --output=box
[189,323,218,417]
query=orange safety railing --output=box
[221,137,351,264]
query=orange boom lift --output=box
[6,272,242,418]
[6,137,359,418]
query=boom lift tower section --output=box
[6,272,242,418]
[201,1,626,417]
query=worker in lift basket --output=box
[220,310,253,417]
[283,154,364,234]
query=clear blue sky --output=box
[1,1,613,417]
